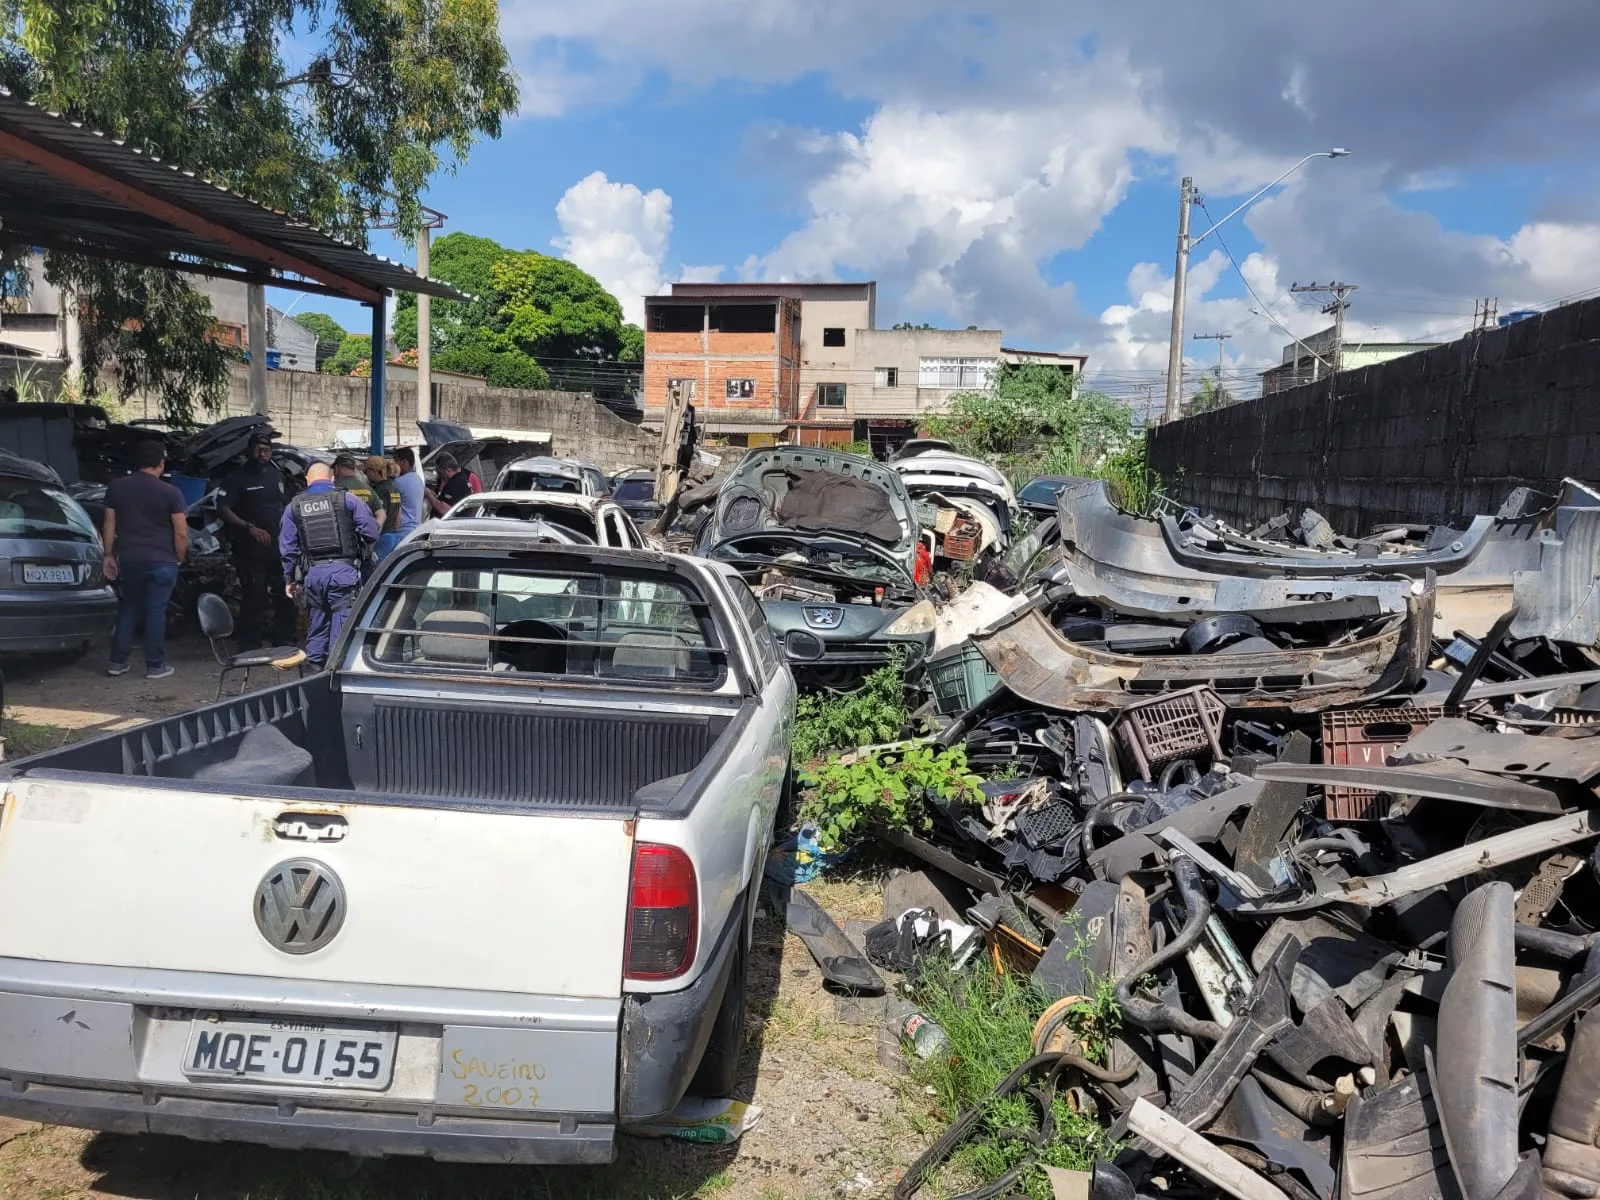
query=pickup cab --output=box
[0,525,795,1164]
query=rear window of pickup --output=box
[351,557,727,687]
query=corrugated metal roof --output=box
[0,88,465,303]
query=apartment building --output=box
[644,280,1087,449]
[641,291,803,444]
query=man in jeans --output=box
[102,440,188,679]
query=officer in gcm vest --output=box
[278,462,379,669]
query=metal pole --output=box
[247,282,268,416]
[369,298,386,455]
[1163,177,1192,422]
[416,225,432,424]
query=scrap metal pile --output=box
[887,478,1600,1200]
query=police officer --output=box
[279,462,379,669]
[218,434,295,647]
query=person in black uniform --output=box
[218,434,295,647]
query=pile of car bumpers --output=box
[893,478,1600,1199]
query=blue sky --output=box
[281,1,1600,413]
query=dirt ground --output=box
[0,636,935,1200]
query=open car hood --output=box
[705,446,918,565]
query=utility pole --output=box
[1290,281,1359,373]
[1163,177,1194,423]
[1192,332,1231,406]
[372,204,446,427]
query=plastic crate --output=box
[1320,706,1445,821]
[1112,686,1227,782]
[928,643,1001,717]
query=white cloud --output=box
[552,171,673,325]
[515,2,1600,378]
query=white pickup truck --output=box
[0,525,795,1164]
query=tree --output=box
[922,363,1140,497]
[323,334,372,377]
[495,254,625,364]
[892,321,936,330]
[0,0,518,421]
[1187,375,1227,414]
[619,323,645,364]
[295,313,347,369]
[393,232,633,393]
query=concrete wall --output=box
[851,327,1002,418]
[127,367,658,471]
[1146,296,1600,533]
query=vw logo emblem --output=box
[802,605,843,630]
[254,859,346,955]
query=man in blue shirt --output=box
[393,446,425,534]
[279,462,379,669]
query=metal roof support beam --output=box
[0,128,383,303]
[369,299,386,454]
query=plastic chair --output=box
[197,593,307,698]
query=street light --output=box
[1163,148,1349,422]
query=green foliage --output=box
[2,0,517,422]
[1186,374,1227,414]
[837,439,874,459]
[1096,437,1152,513]
[791,660,908,764]
[798,744,981,854]
[495,253,626,363]
[435,331,551,388]
[323,333,372,377]
[911,958,1121,1200]
[47,258,236,418]
[921,362,1153,513]
[892,321,935,330]
[394,232,626,391]
[294,313,347,366]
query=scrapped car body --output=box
[492,455,606,497]
[1049,479,1600,643]
[439,491,649,549]
[0,450,115,653]
[892,451,1015,567]
[0,532,795,1164]
[972,583,1432,711]
[610,468,665,527]
[697,447,932,682]
[1017,474,1092,518]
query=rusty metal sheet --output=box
[973,593,1429,712]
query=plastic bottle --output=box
[900,1011,949,1058]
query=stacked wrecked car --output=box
[869,478,1600,1199]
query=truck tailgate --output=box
[0,779,635,998]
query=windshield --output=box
[448,500,599,541]
[501,470,581,494]
[0,478,98,542]
[613,477,656,502]
[1020,478,1081,505]
[710,533,911,586]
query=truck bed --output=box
[3,672,743,815]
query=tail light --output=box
[624,842,698,981]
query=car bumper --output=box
[0,588,116,652]
[0,959,623,1164]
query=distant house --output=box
[1261,326,1439,395]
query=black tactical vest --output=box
[290,488,360,565]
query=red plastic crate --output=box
[1320,706,1445,820]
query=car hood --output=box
[180,416,276,473]
[704,446,918,561]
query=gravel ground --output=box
[0,646,935,1200]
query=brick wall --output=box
[1145,296,1600,532]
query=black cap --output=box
[247,432,272,449]
[332,454,358,471]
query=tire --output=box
[689,897,750,1098]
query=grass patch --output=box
[1,720,77,759]
[908,959,1120,1200]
